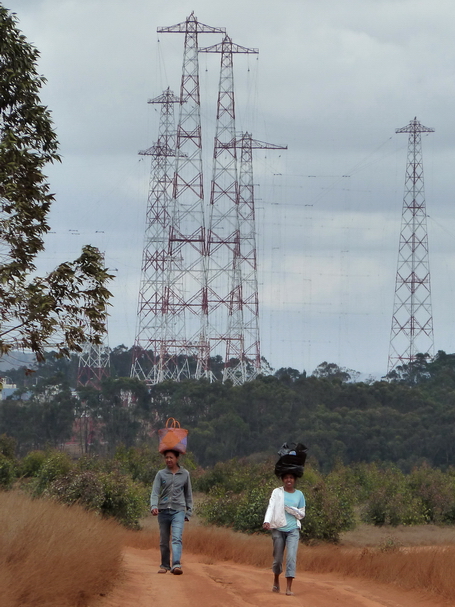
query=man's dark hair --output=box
[163,449,180,458]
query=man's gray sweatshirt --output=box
[150,467,193,518]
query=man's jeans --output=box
[271,528,300,578]
[158,509,185,570]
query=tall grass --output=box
[126,522,455,602]
[0,491,125,607]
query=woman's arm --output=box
[263,488,278,528]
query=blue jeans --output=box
[158,509,185,570]
[271,528,300,578]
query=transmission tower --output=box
[225,132,287,383]
[77,252,110,388]
[387,117,435,374]
[197,36,258,382]
[130,88,179,384]
[77,338,110,389]
[155,12,225,381]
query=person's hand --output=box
[184,516,189,522]
[151,508,159,516]
[263,522,270,530]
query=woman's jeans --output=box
[158,509,185,570]
[271,528,300,578]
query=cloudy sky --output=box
[7,0,455,377]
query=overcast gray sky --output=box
[7,0,455,377]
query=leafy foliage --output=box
[197,459,355,542]
[17,449,149,528]
[0,453,15,488]
[6,346,455,473]
[0,7,112,360]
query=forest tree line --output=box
[1,347,455,471]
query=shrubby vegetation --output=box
[0,440,152,528]
[195,459,455,542]
[3,347,455,538]
[196,459,356,542]
[4,348,455,471]
[3,432,455,540]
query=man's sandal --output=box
[157,568,168,574]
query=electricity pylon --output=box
[197,36,258,382]
[226,132,287,383]
[388,117,435,374]
[130,88,179,384]
[156,12,225,381]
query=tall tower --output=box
[155,12,225,381]
[77,334,110,388]
[224,133,287,383]
[197,36,258,381]
[387,117,435,374]
[131,88,179,384]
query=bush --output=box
[360,466,427,526]
[198,486,242,528]
[197,461,354,542]
[32,451,73,496]
[233,486,271,532]
[98,471,148,528]
[194,458,273,493]
[0,454,16,489]
[46,467,148,528]
[0,434,16,459]
[408,465,455,524]
[113,445,164,485]
[300,476,355,543]
[19,450,47,477]
[46,470,105,512]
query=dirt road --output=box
[96,547,446,607]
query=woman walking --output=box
[263,472,305,595]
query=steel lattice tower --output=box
[387,117,435,374]
[77,343,110,388]
[156,13,225,381]
[197,36,258,382]
[77,251,110,388]
[131,88,179,384]
[225,133,287,383]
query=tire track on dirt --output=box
[95,547,447,607]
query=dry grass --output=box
[341,522,455,547]
[0,491,125,607]
[126,517,455,602]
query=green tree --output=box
[0,6,112,361]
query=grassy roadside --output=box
[0,491,125,607]
[3,489,455,606]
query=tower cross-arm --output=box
[396,117,435,134]
[199,36,258,55]
[238,135,287,150]
[157,12,225,35]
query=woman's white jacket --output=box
[263,487,306,529]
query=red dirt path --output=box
[96,547,448,607]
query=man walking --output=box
[150,449,193,575]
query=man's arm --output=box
[184,471,193,519]
[150,470,162,514]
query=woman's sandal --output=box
[286,591,294,596]
[272,585,280,593]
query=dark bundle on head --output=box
[274,442,307,478]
